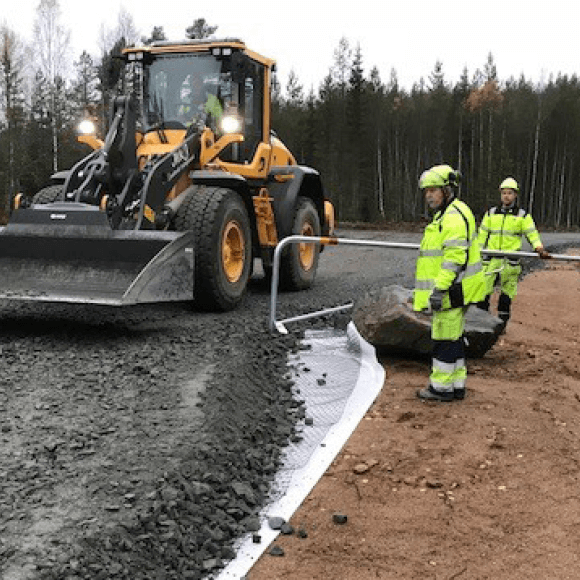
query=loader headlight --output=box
[220,115,241,134]
[78,119,96,135]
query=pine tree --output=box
[185,19,218,40]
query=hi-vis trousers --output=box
[431,307,467,393]
[479,258,521,323]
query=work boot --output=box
[454,388,466,400]
[417,385,454,402]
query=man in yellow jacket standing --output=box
[414,165,486,402]
[477,177,550,326]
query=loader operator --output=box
[413,165,486,402]
[177,76,223,130]
[476,177,550,328]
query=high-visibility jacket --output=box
[414,198,486,312]
[204,94,223,122]
[478,205,543,254]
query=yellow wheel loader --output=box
[4,39,334,310]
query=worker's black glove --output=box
[429,288,445,312]
[536,246,551,259]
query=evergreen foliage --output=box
[273,45,580,227]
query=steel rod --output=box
[268,235,580,333]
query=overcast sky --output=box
[4,0,580,92]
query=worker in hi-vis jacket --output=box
[477,177,551,327]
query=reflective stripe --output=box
[465,262,482,275]
[415,279,435,290]
[419,249,443,257]
[433,358,456,374]
[418,261,480,288]
[456,262,482,282]
[443,239,469,248]
[486,229,521,237]
[442,261,462,273]
[523,227,537,235]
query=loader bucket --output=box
[0,203,194,306]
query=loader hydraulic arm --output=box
[63,96,138,206]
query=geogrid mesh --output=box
[271,324,368,494]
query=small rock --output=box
[280,523,294,535]
[268,516,286,530]
[269,545,285,556]
[332,513,348,525]
[425,479,443,489]
[353,463,369,475]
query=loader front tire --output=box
[174,185,252,311]
[32,185,62,204]
[279,197,321,291]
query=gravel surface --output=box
[1,227,578,579]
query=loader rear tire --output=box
[279,197,321,291]
[32,185,62,204]
[174,185,252,311]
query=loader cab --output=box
[124,42,267,164]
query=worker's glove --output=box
[429,288,445,312]
[536,246,551,259]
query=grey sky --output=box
[5,0,580,92]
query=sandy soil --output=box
[249,253,580,579]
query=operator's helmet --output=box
[499,177,519,193]
[419,164,460,189]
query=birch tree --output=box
[34,0,71,173]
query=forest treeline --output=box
[274,40,580,228]
[1,2,579,228]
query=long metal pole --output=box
[269,236,424,333]
[269,235,580,333]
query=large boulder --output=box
[352,284,504,358]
